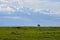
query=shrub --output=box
[16,27,21,29]
[37,24,40,27]
[11,32,16,35]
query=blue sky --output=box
[0,0,60,26]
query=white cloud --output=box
[0,6,15,14]
[0,0,8,3]
[0,0,60,15]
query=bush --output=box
[37,24,40,27]
[16,27,21,29]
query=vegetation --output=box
[0,27,60,40]
[37,24,40,27]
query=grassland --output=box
[0,27,60,40]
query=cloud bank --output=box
[0,16,21,19]
[0,0,60,15]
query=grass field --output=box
[0,27,60,40]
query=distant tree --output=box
[37,24,40,27]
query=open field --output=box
[0,27,60,40]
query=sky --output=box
[0,0,60,26]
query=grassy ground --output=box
[0,27,60,40]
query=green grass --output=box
[0,27,60,40]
